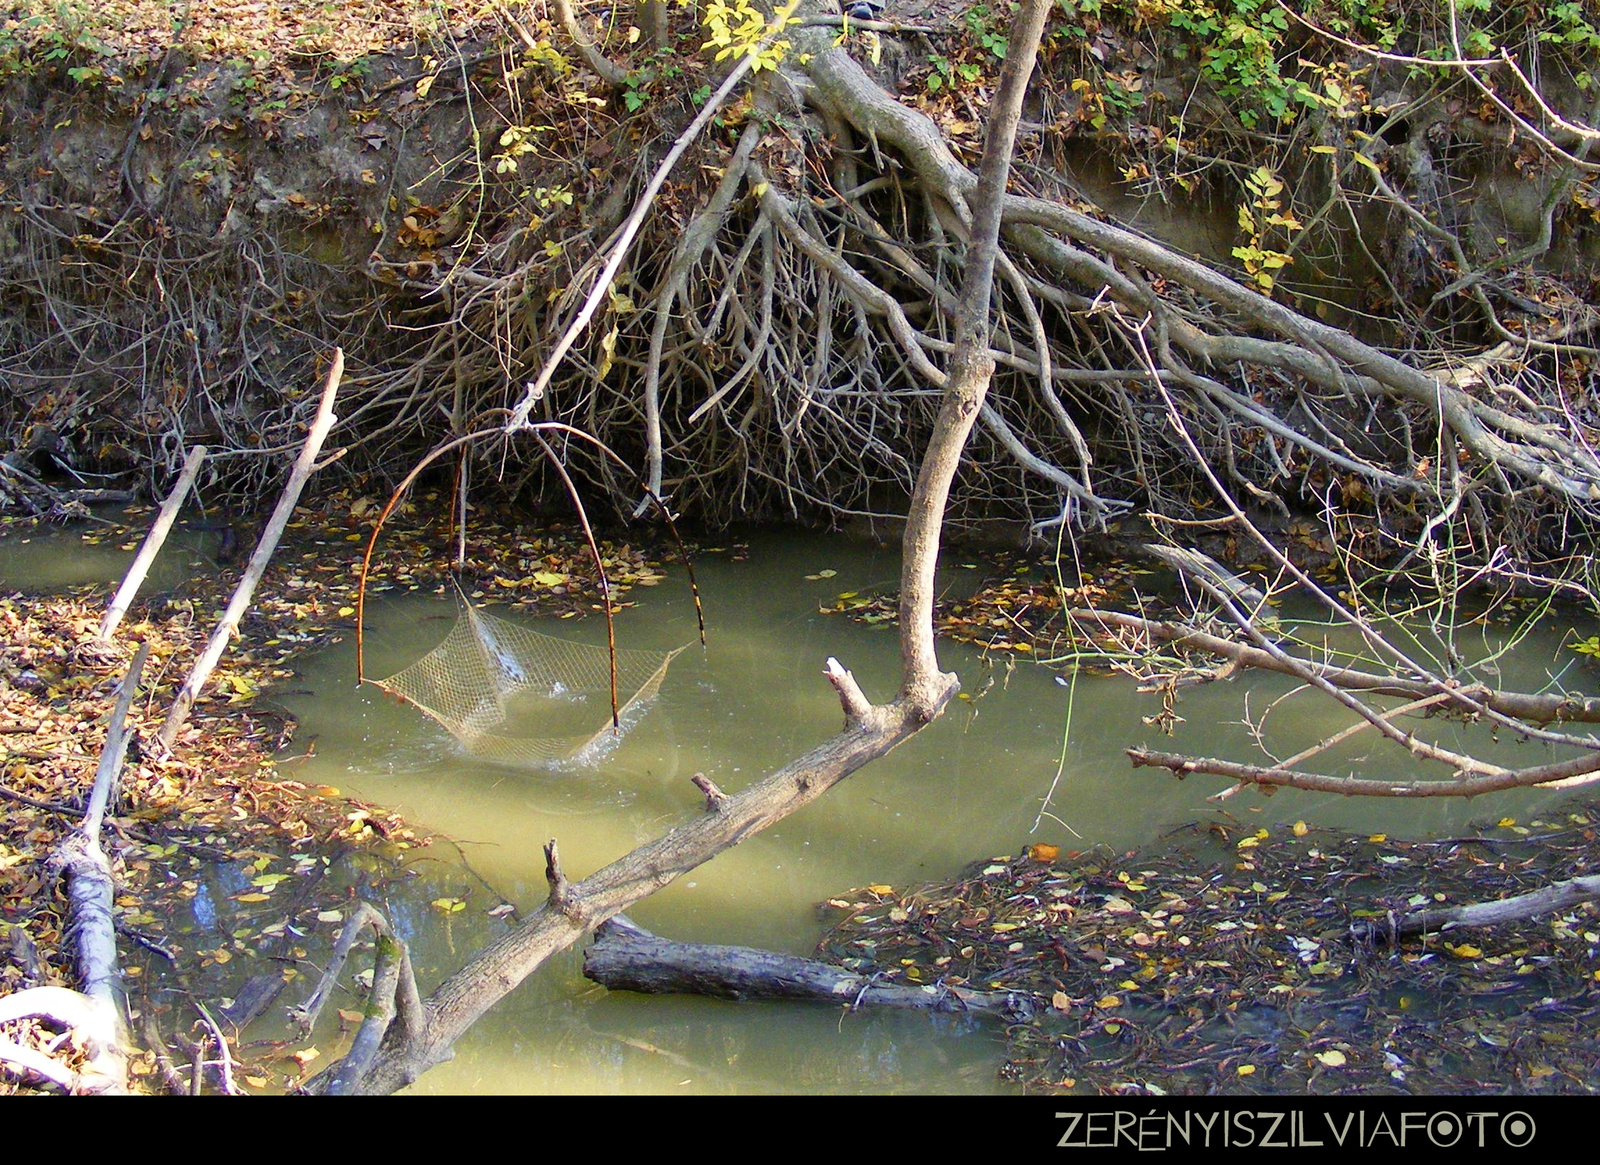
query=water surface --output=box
[269,532,1590,1094]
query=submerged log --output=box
[1353,874,1600,943]
[583,916,1033,1020]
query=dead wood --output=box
[1353,874,1600,942]
[157,352,343,752]
[98,444,207,643]
[304,0,1054,1095]
[583,915,1033,1019]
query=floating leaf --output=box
[1315,1049,1348,1067]
[1029,843,1060,863]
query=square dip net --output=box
[371,602,683,768]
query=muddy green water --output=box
[272,533,1588,1094]
[3,524,1591,1093]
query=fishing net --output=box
[372,602,683,768]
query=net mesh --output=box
[373,603,682,767]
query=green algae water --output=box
[270,532,1589,1094]
[3,519,1589,1092]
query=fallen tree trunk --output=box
[3,642,152,1093]
[583,915,1033,1019]
[1353,874,1600,943]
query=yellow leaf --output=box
[867,884,892,896]
[1029,843,1060,862]
[1051,991,1070,1011]
[337,1008,365,1024]
[1368,833,1387,843]
[1497,817,1517,828]
[1315,1049,1347,1067]
[1309,144,1338,154]
[235,893,269,903]
[1095,995,1122,1009]
[1292,820,1308,837]
[1446,943,1483,959]
[338,606,355,617]
[1237,1063,1256,1076]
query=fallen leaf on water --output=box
[1029,843,1059,862]
[1315,1050,1348,1067]
[1051,991,1070,1011]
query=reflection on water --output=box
[271,532,1591,1094]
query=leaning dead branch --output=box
[157,352,344,753]
[98,445,207,643]
[301,0,1054,1094]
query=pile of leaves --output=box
[0,493,674,1092]
[819,812,1600,1095]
